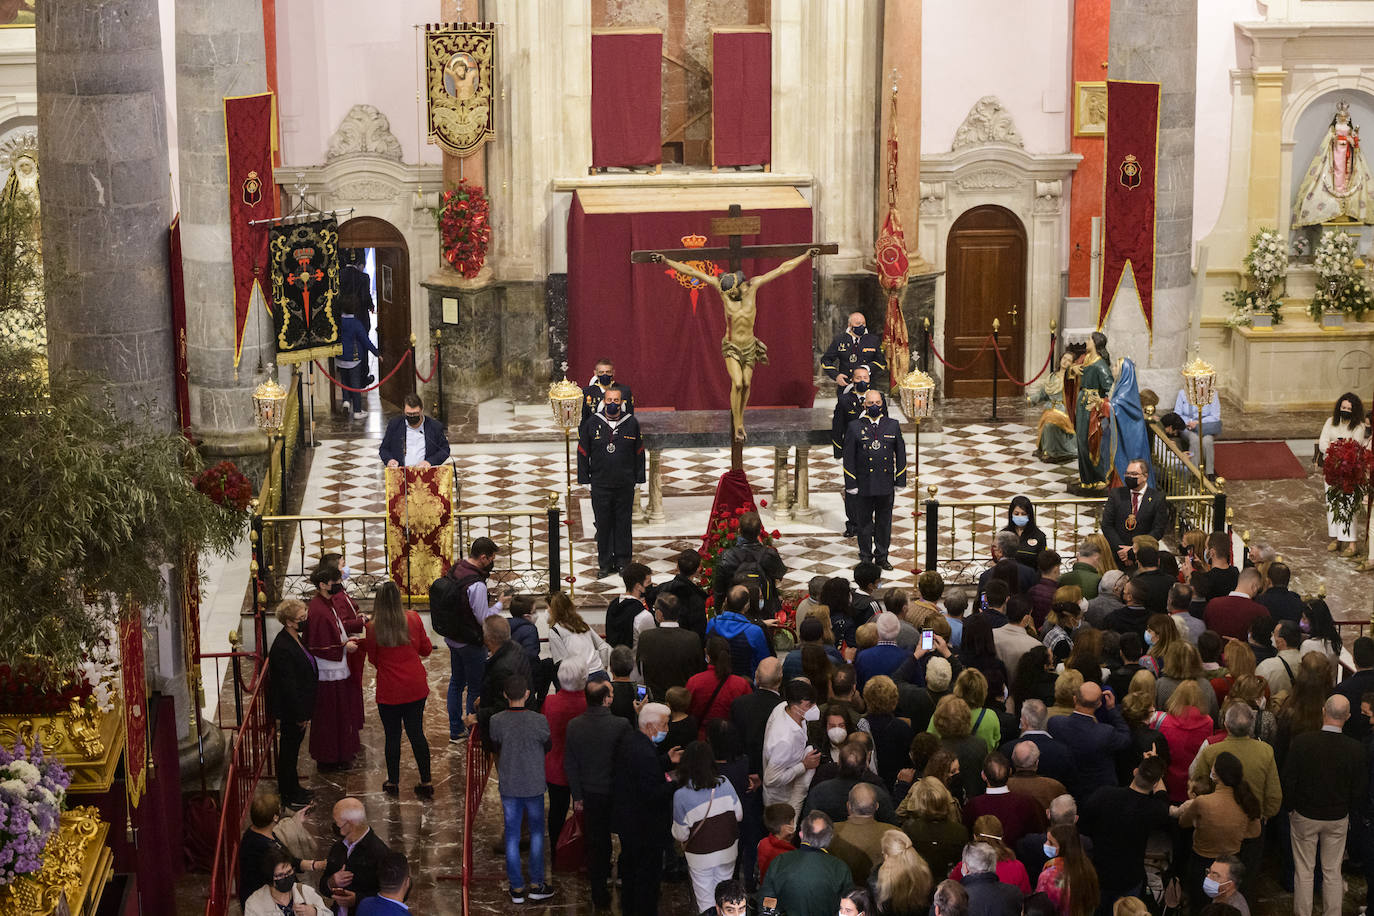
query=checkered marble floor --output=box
[277,419,1096,606]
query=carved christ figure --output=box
[650,247,820,442]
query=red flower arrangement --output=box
[1323,438,1374,529]
[698,504,791,618]
[194,460,253,512]
[0,663,93,715]
[434,180,491,279]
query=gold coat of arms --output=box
[425,23,496,157]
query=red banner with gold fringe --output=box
[876,84,910,387]
[1098,79,1160,337]
[224,92,277,369]
[121,600,147,809]
[385,465,455,599]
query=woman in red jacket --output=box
[1158,679,1214,803]
[361,580,434,797]
[305,566,363,767]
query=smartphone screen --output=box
[921,629,934,651]
[635,685,647,701]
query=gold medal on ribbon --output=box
[1125,513,1138,531]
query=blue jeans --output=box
[337,362,364,413]
[502,794,546,890]
[447,644,486,738]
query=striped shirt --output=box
[671,777,743,865]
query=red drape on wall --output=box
[1098,79,1160,336]
[567,193,815,410]
[591,32,663,168]
[712,31,771,167]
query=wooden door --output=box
[339,217,411,410]
[943,206,1027,398]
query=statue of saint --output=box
[1071,331,1116,490]
[1294,100,1374,227]
[650,248,820,442]
[1029,350,1077,463]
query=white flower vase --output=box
[1251,313,1274,329]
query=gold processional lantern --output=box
[252,367,288,433]
[1181,355,1217,411]
[897,367,936,422]
[547,371,584,596]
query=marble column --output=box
[1104,0,1197,394]
[878,0,927,269]
[37,0,176,426]
[177,0,271,455]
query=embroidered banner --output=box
[385,465,455,600]
[876,86,910,387]
[223,92,276,369]
[424,23,496,157]
[121,600,148,809]
[169,215,191,437]
[269,217,342,364]
[1098,80,1160,336]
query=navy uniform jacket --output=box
[821,330,887,384]
[830,385,866,459]
[842,415,907,496]
[581,382,635,423]
[577,414,646,489]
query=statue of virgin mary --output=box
[1294,100,1374,227]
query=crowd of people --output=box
[254,473,1369,916]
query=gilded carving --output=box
[951,97,1025,150]
[0,807,110,916]
[326,105,404,163]
[424,23,497,157]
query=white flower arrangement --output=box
[1226,228,1287,326]
[1310,230,1371,320]
[0,743,69,885]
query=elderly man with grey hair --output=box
[977,530,1036,596]
[998,699,1074,786]
[854,611,907,689]
[830,782,890,883]
[759,810,854,916]
[321,796,390,911]
[1016,792,1091,883]
[1007,739,1067,814]
[958,842,1022,915]
[613,701,678,915]
[1059,540,1103,599]
[1191,700,1281,821]
[1084,568,1128,628]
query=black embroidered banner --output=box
[269,217,342,363]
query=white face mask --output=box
[803,704,820,722]
[340,564,351,581]
[827,726,848,745]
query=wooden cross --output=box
[629,203,839,270]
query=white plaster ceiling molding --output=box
[951,96,1026,150]
[326,105,404,163]
[956,169,1020,190]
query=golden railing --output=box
[253,371,301,517]
[1146,413,1226,535]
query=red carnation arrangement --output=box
[434,180,492,278]
[1323,438,1374,529]
[698,503,785,612]
[0,663,93,715]
[194,460,253,512]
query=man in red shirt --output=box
[961,752,1045,847]
[1203,568,1268,641]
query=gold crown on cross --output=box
[681,233,707,248]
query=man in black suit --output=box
[843,389,906,570]
[635,593,703,699]
[1335,637,1374,741]
[821,311,888,393]
[831,363,870,537]
[997,699,1074,786]
[581,357,634,423]
[565,682,632,910]
[613,702,677,916]
[731,656,783,891]
[654,549,709,643]
[577,386,645,578]
[321,797,391,912]
[1256,562,1304,623]
[1100,458,1167,568]
[379,393,450,468]
[1129,543,1173,614]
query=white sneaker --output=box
[353,411,366,419]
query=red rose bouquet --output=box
[698,504,783,616]
[434,180,491,279]
[194,460,253,512]
[1323,437,1374,529]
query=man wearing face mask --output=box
[762,680,823,822]
[831,364,872,537]
[1201,857,1249,914]
[577,386,646,578]
[355,853,414,914]
[843,390,906,570]
[822,311,888,393]
[1099,458,1166,568]
[379,394,450,469]
[320,798,390,916]
[431,538,501,742]
[581,358,635,423]
[612,702,678,915]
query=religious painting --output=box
[380,263,393,303]
[269,217,343,364]
[1074,81,1107,138]
[424,23,496,157]
[0,0,34,28]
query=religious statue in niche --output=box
[1294,99,1374,227]
[424,23,495,157]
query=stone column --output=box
[1104,0,1197,394]
[38,0,176,426]
[878,0,925,267]
[177,0,270,455]
[1246,71,1286,234]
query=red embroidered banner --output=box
[590,31,662,168]
[385,465,455,599]
[169,215,191,437]
[711,30,771,167]
[121,601,148,809]
[1098,80,1160,336]
[224,92,276,368]
[876,87,910,387]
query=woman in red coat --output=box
[361,580,434,797]
[305,565,363,767]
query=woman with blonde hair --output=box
[930,668,1000,752]
[1047,669,1083,720]
[1221,674,1276,743]
[869,830,933,915]
[1120,669,1163,729]
[1139,613,1179,676]
[1036,824,1099,916]
[1083,532,1118,572]
[930,696,988,801]
[361,580,434,797]
[1211,640,1257,705]
[267,599,316,808]
[546,590,609,678]
[1155,640,1219,722]
[949,814,1032,895]
[1159,679,1212,802]
[802,604,835,645]
[899,777,967,886]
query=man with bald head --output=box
[829,782,890,883]
[822,310,887,393]
[730,655,785,891]
[321,797,390,915]
[1284,693,1368,916]
[1045,681,1131,800]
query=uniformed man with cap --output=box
[821,311,888,393]
[582,357,635,423]
[842,388,906,570]
[831,364,872,538]
[577,386,646,578]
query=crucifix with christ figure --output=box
[631,204,837,466]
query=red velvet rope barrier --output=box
[413,348,440,384]
[312,349,413,392]
[992,340,1056,388]
[927,333,994,372]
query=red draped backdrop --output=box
[567,193,816,410]
[591,32,663,169]
[712,30,772,167]
[1098,79,1160,335]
